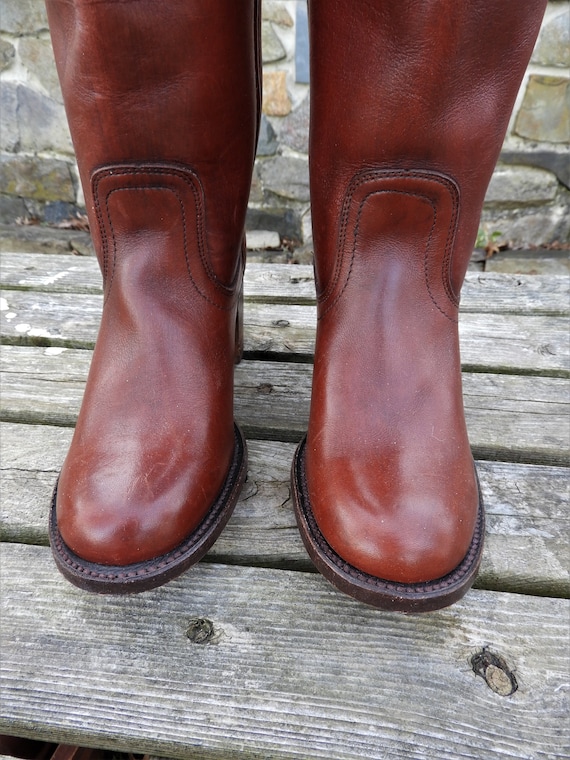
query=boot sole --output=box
[49,424,247,594]
[291,436,484,613]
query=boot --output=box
[45,0,261,592]
[292,0,546,611]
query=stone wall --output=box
[1,0,569,249]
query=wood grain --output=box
[2,253,569,315]
[1,543,568,760]
[1,346,567,464]
[1,423,568,596]
[2,289,569,376]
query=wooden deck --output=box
[1,249,568,759]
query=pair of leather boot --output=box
[46,0,546,611]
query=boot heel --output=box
[234,282,244,364]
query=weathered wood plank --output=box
[1,543,568,760]
[1,345,568,465]
[2,289,569,376]
[1,253,569,314]
[1,423,568,597]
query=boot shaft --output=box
[308,0,547,300]
[45,0,261,286]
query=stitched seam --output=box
[92,165,235,310]
[434,174,460,307]
[319,169,459,323]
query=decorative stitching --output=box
[319,169,461,323]
[91,164,238,310]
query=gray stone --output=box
[0,83,19,151]
[262,1,293,27]
[295,1,309,84]
[500,149,570,190]
[246,206,302,241]
[484,165,559,205]
[515,75,570,144]
[0,195,26,223]
[0,37,15,72]
[0,154,75,202]
[262,21,286,64]
[246,229,281,250]
[480,202,570,247]
[17,85,73,154]
[0,222,92,254]
[256,115,278,157]
[532,8,570,67]
[19,36,63,102]
[0,0,49,35]
[43,201,80,224]
[258,155,310,201]
[279,95,309,154]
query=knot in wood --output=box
[471,648,518,696]
[186,617,215,644]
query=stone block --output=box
[19,36,63,102]
[248,164,264,204]
[0,223,92,254]
[0,154,75,202]
[0,38,15,72]
[0,194,26,223]
[262,21,286,64]
[0,1,49,35]
[480,203,570,247]
[0,83,19,151]
[17,85,73,154]
[500,149,570,190]
[532,8,570,67]
[256,114,278,156]
[246,206,302,241]
[484,165,559,205]
[262,2,293,27]
[279,94,309,154]
[258,155,310,202]
[246,229,281,250]
[515,75,570,143]
[262,71,291,116]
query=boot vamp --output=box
[56,244,236,567]
[306,221,478,584]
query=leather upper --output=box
[45,0,260,565]
[305,0,547,584]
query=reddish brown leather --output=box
[45,0,260,565]
[305,0,546,584]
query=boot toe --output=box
[308,464,479,585]
[55,453,230,567]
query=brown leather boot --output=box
[292,0,546,611]
[46,0,261,592]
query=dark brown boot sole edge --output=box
[49,423,248,594]
[291,436,485,613]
